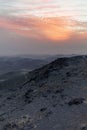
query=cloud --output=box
[0,0,87,41]
[0,15,87,41]
[0,16,73,40]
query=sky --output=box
[0,0,87,55]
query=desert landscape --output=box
[0,55,87,130]
[0,0,87,129]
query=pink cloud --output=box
[0,16,87,41]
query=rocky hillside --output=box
[0,56,87,130]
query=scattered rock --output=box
[52,95,57,99]
[81,124,87,130]
[45,111,53,117]
[68,98,85,106]
[40,107,47,112]
[3,116,35,130]
[53,103,57,107]
[66,72,71,77]
[24,89,34,103]
[0,116,5,122]
[7,97,12,100]
[54,88,64,94]
[3,123,19,130]
[47,89,51,94]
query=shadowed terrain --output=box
[0,56,87,130]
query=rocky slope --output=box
[0,56,87,130]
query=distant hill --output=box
[0,54,76,74]
[0,57,47,74]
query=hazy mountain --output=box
[0,56,87,130]
[0,56,48,74]
[0,55,70,74]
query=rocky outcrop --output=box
[0,56,87,130]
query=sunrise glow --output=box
[0,0,87,41]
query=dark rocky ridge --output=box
[23,55,87,84]
[0,56,87,130]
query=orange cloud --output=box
[0,16,87,41]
